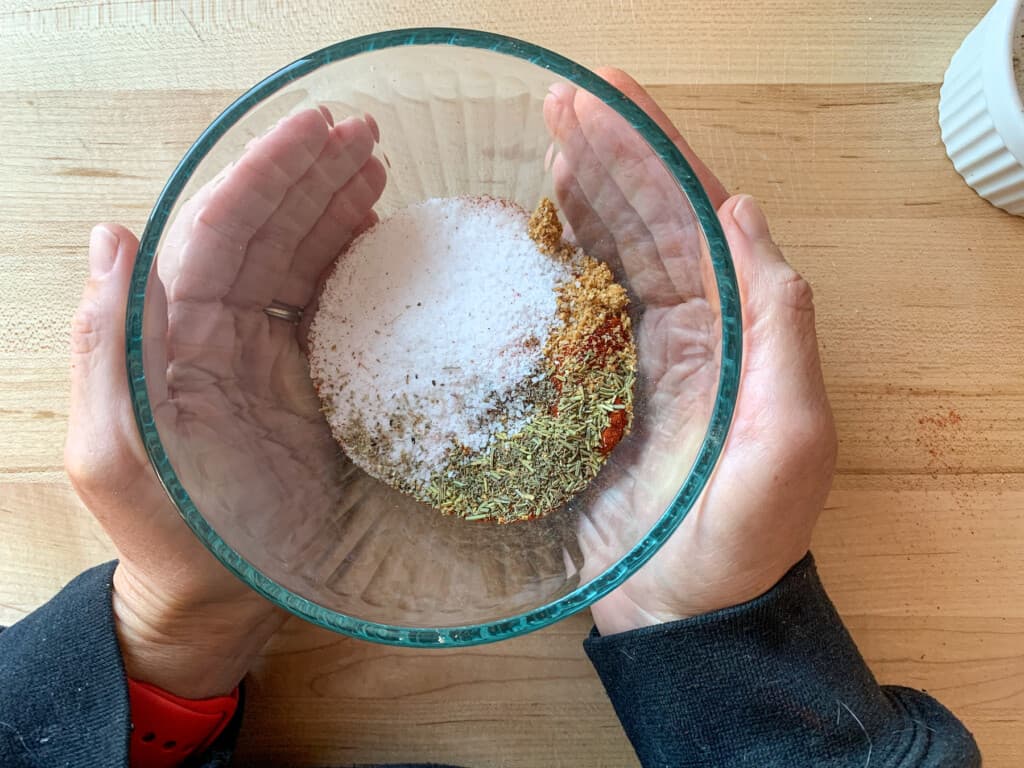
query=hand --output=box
[65,108,385,696]
[545,70,837,635]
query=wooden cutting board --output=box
[1,1,1021,765]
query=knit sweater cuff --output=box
[584,553,980,767]
[0,562,245,768]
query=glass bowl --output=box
[127,28,742,646]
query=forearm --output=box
[0,563,259,768]
[586,554,981,768]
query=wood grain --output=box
[1,1,1022,766]
[0,1,998,88]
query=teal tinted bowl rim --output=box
[126,27,742,647]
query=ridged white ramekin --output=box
[939,0,1024,215]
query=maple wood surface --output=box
[1,2,1021,765]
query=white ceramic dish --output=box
[939,0,1024,216]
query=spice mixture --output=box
[308,196,636,523]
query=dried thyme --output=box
[423,198,636,524]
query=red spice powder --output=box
[549,316,632,452]
[579,316,628,365]
[600,401,628,454]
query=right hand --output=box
[545,69,837,635]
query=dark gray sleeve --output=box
[0,562,243,768]
[584,553,981,768]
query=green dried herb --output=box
[344,198,638,525]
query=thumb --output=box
[718,194,828,413]
[66,224,145,500]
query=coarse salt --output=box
[308,197,574,487]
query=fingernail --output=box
[364,113,380,143]
[548,82,575,102]
[318,105,335,126]
[733,195,771,241]
[89,225,119,277]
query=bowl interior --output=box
[129,29,741,645]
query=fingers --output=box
[543,87,617,265]
[161,108,385,316]
[544,84,678,303]
[161,109,333,303]
[225,116,379,309]
[543,76,713,306]
[594,67,729,209]
[570,85,709,302]
[280,154,387,308]
[550,154,618,265]
[296,210,380,352]
[67,225,152,500]
[718,194,830,420]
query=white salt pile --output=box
[308,197,574,489]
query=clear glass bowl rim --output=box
[125,27,743,647]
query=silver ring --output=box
[263,300,304,324]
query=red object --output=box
[127,678,239,768]
[600,400,628,455]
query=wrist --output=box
[591,559,804,636]
[591,595,688,637]
[112,563,286,698]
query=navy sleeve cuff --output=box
[0,562,244,768]
[0,561,129,766]
[585,553,980,768]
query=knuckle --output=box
[64,438,103,498]
[70,298,104,357]
[775,266,815,312]
[65,426,143,502]
[780,403,837,471]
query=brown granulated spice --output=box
[546,257,631,370]
[424,197,637,524]
[540,218,637,466]
[527,197,564,255]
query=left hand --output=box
[65,108,385,696]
